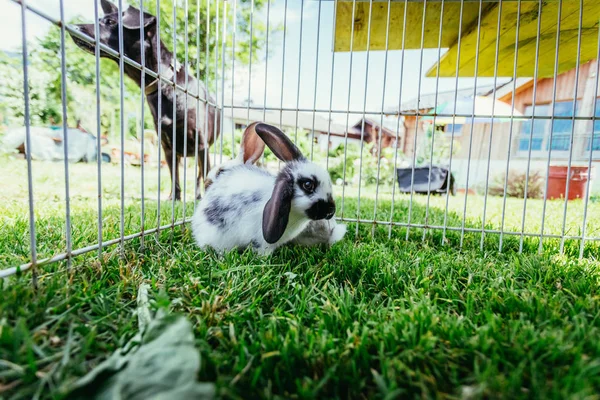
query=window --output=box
[588,121,600,152]
[444,123,463,137]
[585,99,600,153]
[549,101,574,151]
[518,101,574,154]
[234,123,247,131]
[519,104,549,151]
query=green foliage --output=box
[139,0,270,87]
[213,126,400,188]
[417,124,461,165]
[0,51,62,127]
[0,0,268,139]
[488,169,545,199]
[318,140,399,187]
[326,144,359,184]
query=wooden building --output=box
[390,59,600,193]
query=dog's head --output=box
[71,0,156,63]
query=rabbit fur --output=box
[203,122,346,248]
[192,123,345,255]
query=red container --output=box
[547,165,594,200]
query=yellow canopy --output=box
[333,0,600,78]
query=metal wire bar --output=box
[579,22,600,258]
[539,0,563,253]
[479,0,503,251]
[212,0,220,168]
[421,0,445,241]
[182,0,190,224]
[279,0,289,132]
[499,0,523,252]
[388,0,409,239]
[559,0,584,254]
[459,0,483,248]
[336,218,600,242]
[116,0,127,257]
[371,0,392,237]
[262,0,271,125]
[309,0,323,162]
[93,0,103,260]
[294,0,306,144]
[219,103,598,121]
[325,0,338,171]
[518,0,543,253]
[354,0,374,238]
[155,0,163,238]
[405,0,429,240]
[171,0,179,239]
[246,0,255,131]
[340,0,358,219]
[193,0,202,209]
[203,0,210,193]
[220,1,227,164]
[58,0,72,269]
[19,0,38,287]
[231,0,238,159]
[139,0,147,248]
[6,211,597,280]
[441,0,465,245]
[0,220,190,280]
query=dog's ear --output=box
[239,122,265,165]
[101,0,118,15]
[262,173,294,244]
[122,6,157,30]
[255,123,304,162]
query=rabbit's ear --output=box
[262,173,295,244]
[239,122,266,165]
[255,123,304,162]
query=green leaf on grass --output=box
[66,285,214,400]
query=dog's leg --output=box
[196,147,210,199]
[164,148,182,201]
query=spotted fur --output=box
[192,123,346,255]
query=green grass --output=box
[1,157,600,399]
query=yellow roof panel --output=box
[333,1,600,78]
[334,1,490,52]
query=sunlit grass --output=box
[1,157,600,399]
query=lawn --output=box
[1,157,600,399]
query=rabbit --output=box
[292,218,347,247]
[202,122,346,249]
[203,121,266,191]
[192,122,342,255]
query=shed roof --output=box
[387,83,498,114]
[223,106,347,135]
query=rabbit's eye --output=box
[300,179,315,193]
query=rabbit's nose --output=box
[325,205,335,220]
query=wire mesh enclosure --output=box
[2,0,600,281]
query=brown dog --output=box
[70,0,219,200]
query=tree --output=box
[140,0,268,85]
[0,0,269,139]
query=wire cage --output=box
[2,0,600,282]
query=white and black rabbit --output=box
[202,122,346,248]
[292,218,346,247]
[192,122,343,255]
